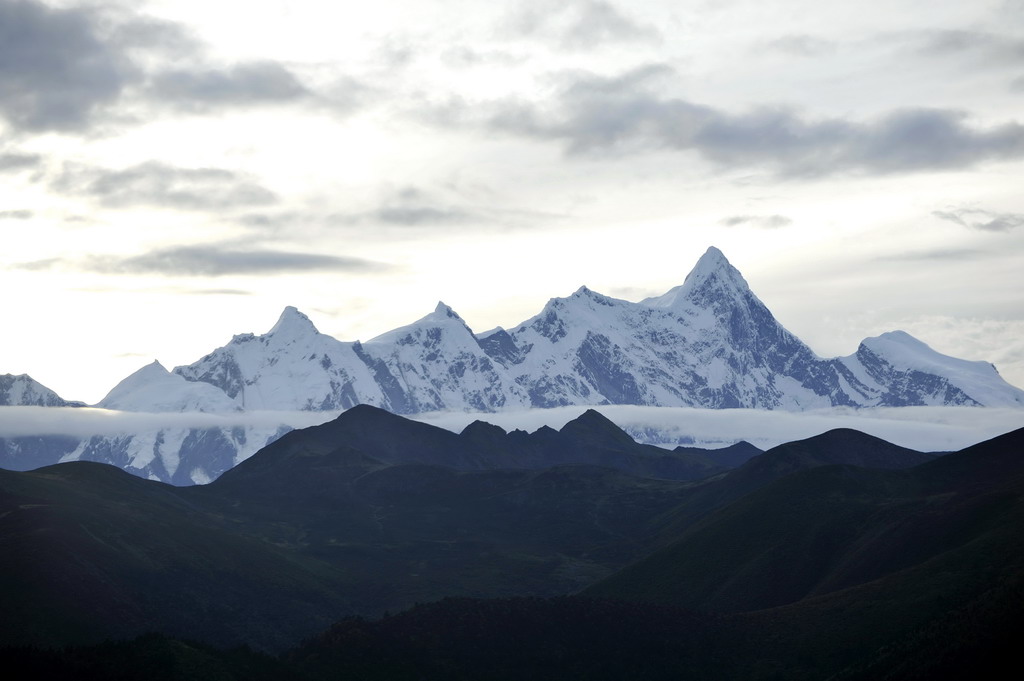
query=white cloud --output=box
[2,405,1018,455]
[0,407,338,438]
[414,404,1021,452]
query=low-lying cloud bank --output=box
[0,407,340,439]
[414,405,1024,453]
[1,405,1020,454]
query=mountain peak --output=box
[0,373,72,407]
[367,301,473,345]
[98,360,238,412]
[559,408,636,446]
[139,359,170,376]
[641,246,750,311]
[431,301,463,320]
[268,306,319,338]
[681,246,749,294]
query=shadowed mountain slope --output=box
[3,407,726,650]
[586,426,1023,617]
[3,403,1008,661]
[213,403,735,483]
[2,417,1020,679]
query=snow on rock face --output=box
[267,305,319,339]
[642,246,751,313]
[10,246,1023,486]
[98,361,240,413]
[55,423,288,485]
[505,273,828,410]
[0,374,76,407]
[839,331,1024,407]
[360,302,530,413]
[174,307,387,411]
[123,247,1024,418]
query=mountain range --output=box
[2,404,1020,680]
[159,246,1024,413]
[2,246,1022,484]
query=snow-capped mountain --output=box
[0,366,284,484]
[174,306,386,411]
[98,360,241,413]
[47,360,283,484]
[167,246,1024,413]
[52,422,289,486]
[4,246,1023,485]
[0,373,81,407]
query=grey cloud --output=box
[374,36,417,69]
[0,151,42,172]
[764,34,835,57]
[237,212,299,230]
[877,248,985,261]
[18,244,391,277]
[0,209,32,220]
[240,186,560,234]
[720,214,792,228]
[560,0,660,48]
[330,185,564,230]
[1011,75,1024,92]
[441,47,526,68]
[314,76,377,115]
[0,1,330,132]
[933,208,1024,232]
[150,62,310,111]
[0,0,137,131]
[14,257,59,271]
[508,0,659,49]
[89,247,390,277]
[332,186,476,227]
[191,288,253,296]
[72,285,252,296]
[52,161,277,211]
[917,30,1024,66]
[106,13,201,56]
[475,65,1024,175]
[369,206,474,226]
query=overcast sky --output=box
[2,0,1023,404]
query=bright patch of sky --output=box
[0,0,1022,403]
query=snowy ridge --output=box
[174,306,386,411]
[98,360,241,413]
[50,422,287,485]
[360,302,529,412]
[836,331,1024,407]
[4,245,1023,485]
[159,245,1024,415]
[0,373,79,407]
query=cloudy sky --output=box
[2,0,1023,404]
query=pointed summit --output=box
[0,373,74,407]
[367,301,474,344]
[688,246,739,281]
[429,301,463,321]
[641,246,751,311]
[268,306,319,339]
[559,408,636,446]
[99,360,238,412]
